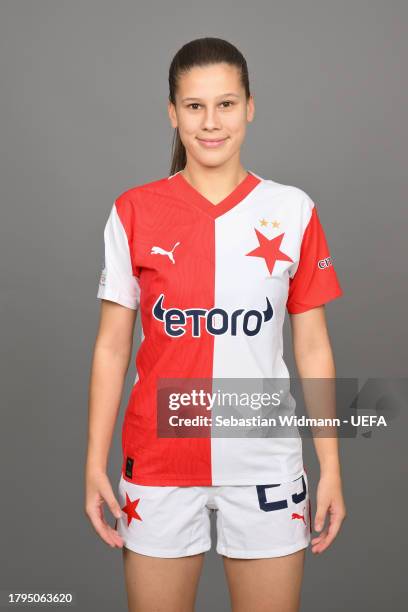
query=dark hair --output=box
[168,37,251,175]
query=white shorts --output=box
[115,468,311,559]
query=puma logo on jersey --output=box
[291,510,306,525]
[151,241,180,264]
[152,293,273,338]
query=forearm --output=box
[294,344,342,477]
[86,343,131,473]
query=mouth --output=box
[197,137,228,148]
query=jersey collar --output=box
[168,170,262,219]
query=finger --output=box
[312,536,330,553]
[94,516,117,547]
[98,480,123,520]
[311,528,328,546]
[312,512,344,553]
[314,505,328,532]
[96,493,125,548]
[88,509,118,547]
[94,491,123,542]
[311,532,327,544]
[314,516,343,552]
[107,522,125,547]
[109,517,124,543]
[311,532,328,555]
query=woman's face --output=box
[168,62,254,169]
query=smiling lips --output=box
[197,137,228,148]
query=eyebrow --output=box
[181,93,240,102]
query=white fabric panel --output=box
[210,179,311,484]
[97,201,141,310]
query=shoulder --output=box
[253,173,317,221]
[111,176,171,220]
[258,174,315,207]
[115,176,169,205]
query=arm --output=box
[86,300,136,472]
[290,305,341,476]
[290,305,347,554]
[85,299,137,548]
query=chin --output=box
[197,156,229,168]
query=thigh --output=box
[222,548,305,612]
[215,471,311,559]
[122,548,205,612]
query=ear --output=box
[246,94,255,123]
[168,100,178,129]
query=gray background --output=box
[1,0,407,610]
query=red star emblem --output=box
[122,492,142,526]
[246,229,293,275]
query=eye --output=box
[186,100,235,110]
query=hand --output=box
[311,472,347,555]
[84,468,124,549]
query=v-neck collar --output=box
[168,169,262,219]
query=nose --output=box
[201,106,222,131]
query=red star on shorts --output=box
[246,229,293,275]
[122,492,142,526]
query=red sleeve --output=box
[286,204,343,314]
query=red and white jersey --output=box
[97,170,343,485]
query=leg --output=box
[222,548,306,612]
[122,547,205,612]
[214,472,311,611]
[116,477,211,610]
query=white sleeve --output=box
[97,201,140,310]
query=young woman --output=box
[85,37,347,612]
